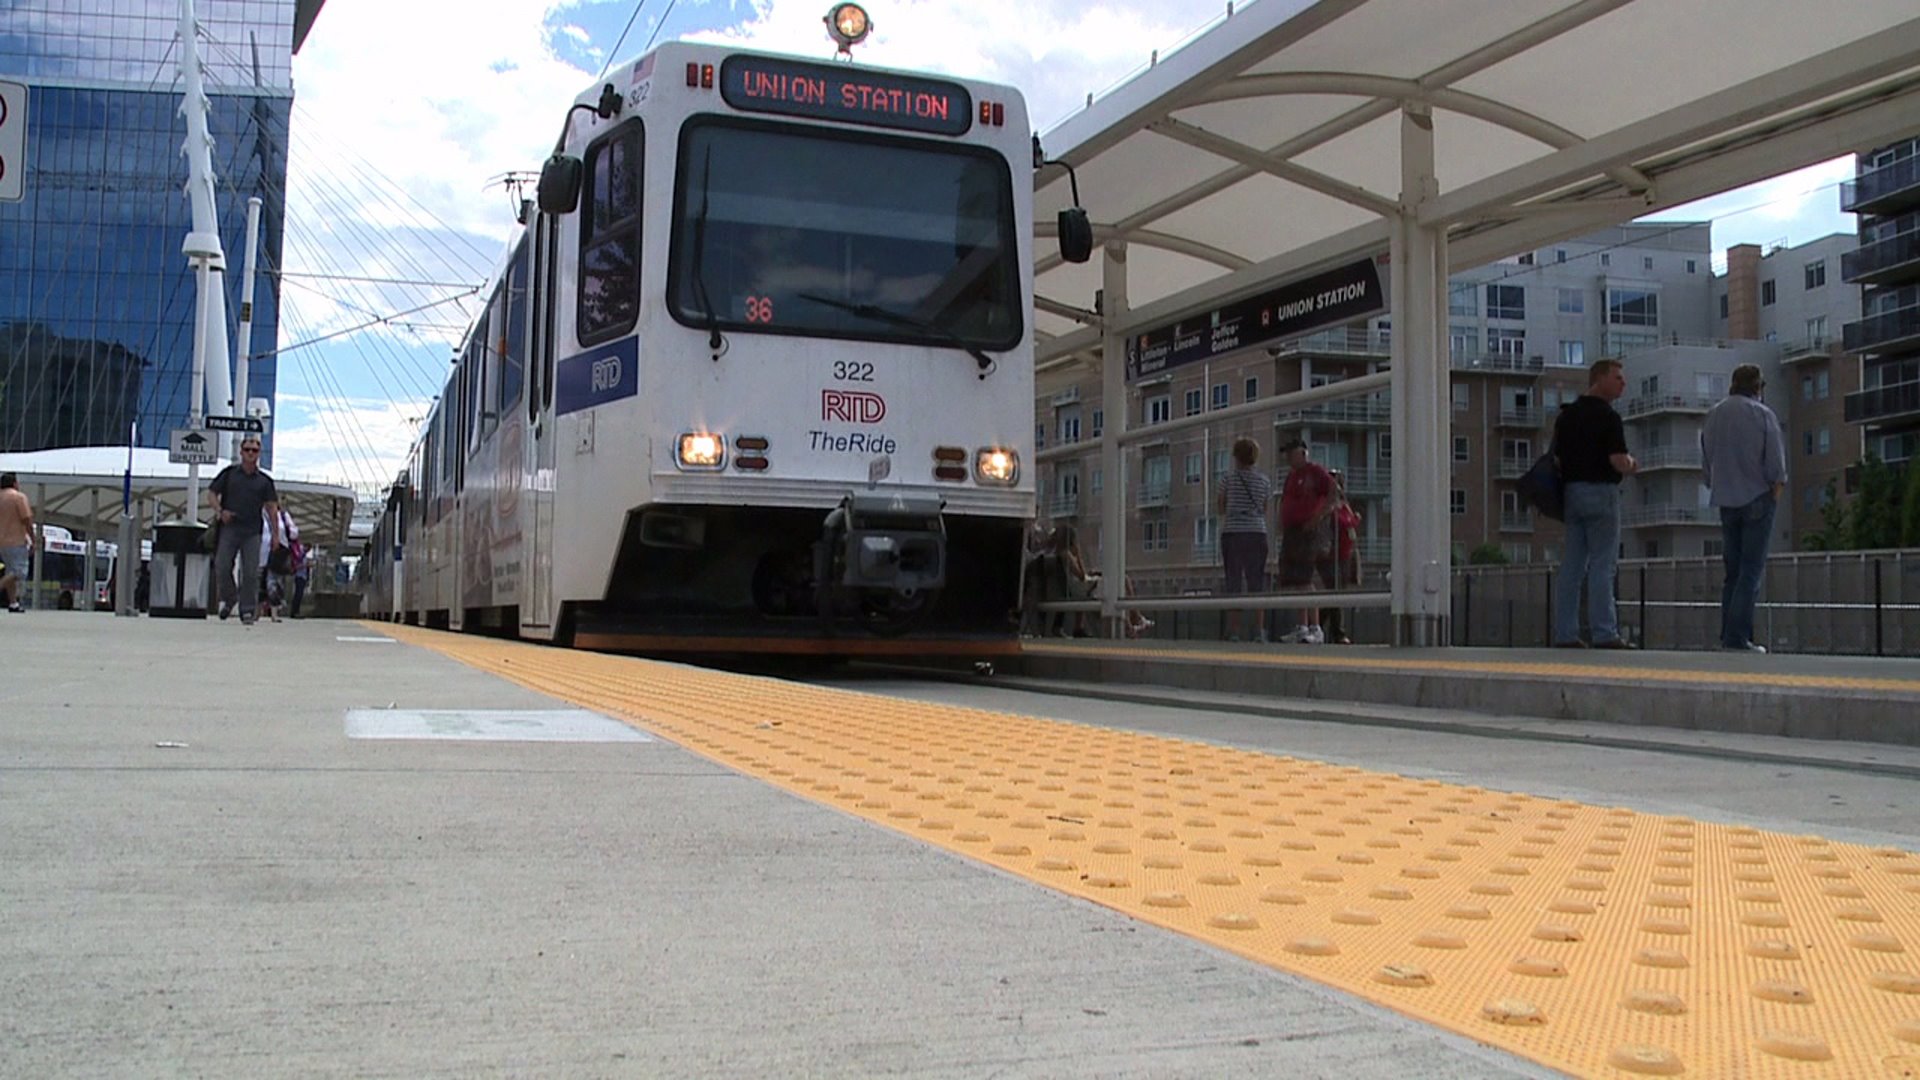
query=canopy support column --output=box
[1389,103,1452,646]
[1098,241,1129,630]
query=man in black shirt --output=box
[1550,358,1638,648]
[208,436,284,625]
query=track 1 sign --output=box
[0,80,26,203]
[204,414,265,433]
[169,428,217,465]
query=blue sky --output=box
[268,0,1861,489]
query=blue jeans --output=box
[1555,482,1621,645]
[1719,491,1776,648]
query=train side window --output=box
[501,237,528,414]
[578,122,643,345]
[542,216,559,412]
[441,372,459,500]
[464,311,488,459]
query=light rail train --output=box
[359,25,1089,655]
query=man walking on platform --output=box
[1701,363,1786,653]
[208,436,283,626]
[1552,358,1637,649]
[0,472,36,613]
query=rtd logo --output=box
[821,389,886,424]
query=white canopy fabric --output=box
[1033,0,1920,356]
[0,447,359,554]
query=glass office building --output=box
[0,0,322,460]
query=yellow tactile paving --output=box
[1023,640,1920,696]
[377,623,1920,1079]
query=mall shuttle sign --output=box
[1124,257,1387,382]
[0,80,26,202]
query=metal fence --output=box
[1455,549,1920,656]
[1109,549,1920,655]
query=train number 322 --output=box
[833,360,874,382]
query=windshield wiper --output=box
[797,293,995,376]
[691,144,722,355]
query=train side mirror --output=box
[1057,207,1093,264]
[537,154,583,215]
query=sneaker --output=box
[1723,641,1768,653]
[270,611,282,623]
[1593,638,1637,650]
[7,602,22,613]
[1278,625,1314,644]
[240,612,256,626]
[218,602,232,621]
[1304,625,1326,645]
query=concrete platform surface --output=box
[0,613,1547,1079]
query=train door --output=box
[524,213,559,630]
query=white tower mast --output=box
[177,0,235,520]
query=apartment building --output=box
[1840,137,1920,478]
[1034,223,1729,592]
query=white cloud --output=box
[677,0,1234,131]
[267,390,433,491]
[1639,157,1857,257]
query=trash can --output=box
[149,520,210,619]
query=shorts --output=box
[1220,532,1267,595]
[1279,520,1334,587]
[0,544,27,579]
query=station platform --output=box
[6,612,1920,1078]
[1009,638,1920,748]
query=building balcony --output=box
[1636,445,1705,471]
[1495,406,1543,428]
[1338,465,1390,497]
[1621,393,1715,418]
[1048,493,1080,518]
[1276,399,1393,426]
[1136,483,1172,509]
[1452,352,1545,375]
[1192,540,1219,563]
[1277,327,1392,358]
[1841,228,1920,287]
[1843,379,1920,426]
[1842,304,1920,355]
[1623,503,1714,528]
[1499,511,1534,532]
[1842,155,1920,216]
[1496,457,1532,479]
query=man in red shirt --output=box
[1276,437,1333,644]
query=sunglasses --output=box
[241,446,261,453]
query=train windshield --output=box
[668,117,1022,352]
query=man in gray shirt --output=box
[1700,363,1786,653]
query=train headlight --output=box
[676,432,726,470]
[974,447,1018,486]
[825,3,871,51]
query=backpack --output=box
[1516,453,1564,522]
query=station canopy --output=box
[0,447,360,554]
[1032,0,1920,359]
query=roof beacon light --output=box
[825,3,871,54]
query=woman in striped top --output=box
[1217,437,1274,642]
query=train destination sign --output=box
[720,56,971,136]
[1124,258,1386,382]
